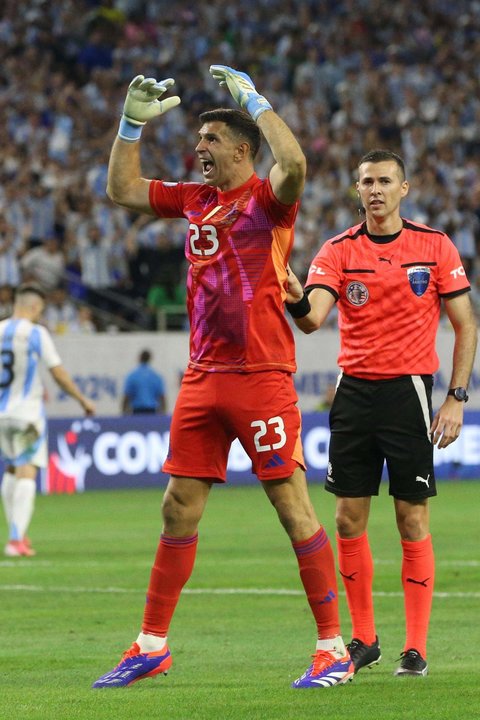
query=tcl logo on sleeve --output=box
[450,266,466,279]
[308,264,326,276]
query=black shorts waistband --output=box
[343,373,434,385]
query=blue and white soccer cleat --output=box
[92,642,172,688]
[292,649,354,688]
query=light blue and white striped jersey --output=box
[0,246,21,286]
[0,318,61,420]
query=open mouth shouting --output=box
[200,158,215,179]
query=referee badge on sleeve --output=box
[407,266,431,297]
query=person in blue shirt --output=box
[122,350,166,414]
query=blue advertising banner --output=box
[41,412,480,494]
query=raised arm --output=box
[259,112,306,204]
[107,138,152,214]
[107,76,181,213]
[209,65,306,204]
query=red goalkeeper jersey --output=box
[305,219,471,380]
[149,174,298,373]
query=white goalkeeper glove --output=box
[209,65,272,121]
[118,75,181,142]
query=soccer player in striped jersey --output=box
[92,66,353,690]
[0,284,95,557]
[286,149,478,677]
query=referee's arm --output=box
[430,292,478,449]
[285,267,335,332]
[443,292,478,392]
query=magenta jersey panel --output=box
[149,174,299,373]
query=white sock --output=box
[11,478,36,541]
[316,635,347,658]
[1,471,16,526]
[136,632,167,653]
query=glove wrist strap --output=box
[246,95,273,122]
[118,116,145,142]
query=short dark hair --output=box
[139,350,151,364]
[199,108,261,159]
[358,149,406,180]
[15,283,46,301]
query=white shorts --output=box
[0,417,47,468]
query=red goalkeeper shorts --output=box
[163,368,305,482]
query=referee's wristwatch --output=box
[447,387,469,402]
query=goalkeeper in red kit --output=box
[286,149,477,677]
[92,65,354,689]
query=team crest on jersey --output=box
[346,281,369,306]
[407,266,430,297]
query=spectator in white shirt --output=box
[20,235,65,291]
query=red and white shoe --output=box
[4,539,36,557]
[22,536,36,555]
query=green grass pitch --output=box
[0,480,478,720]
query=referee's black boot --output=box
[394,648,428,677]
[347,636,381,673]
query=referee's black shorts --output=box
[325,373,437,501]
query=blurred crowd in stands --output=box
[1,0,480,331]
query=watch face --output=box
[454,388,467,401]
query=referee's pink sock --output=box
[292,527,341,638]
[401,534,435,658]
[336,532,376,645]
[142,532,198,637]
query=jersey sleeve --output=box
[149,180,190,218]
[436,233,471,296]
[304,240,342,299]
[255,178,299,228]
[39,326,62,368]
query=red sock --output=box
[292,527,340,638]
[336,532,376,645]
[142,533,198,637]
[401,534,435,658]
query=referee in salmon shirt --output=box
[286,149,477,678]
